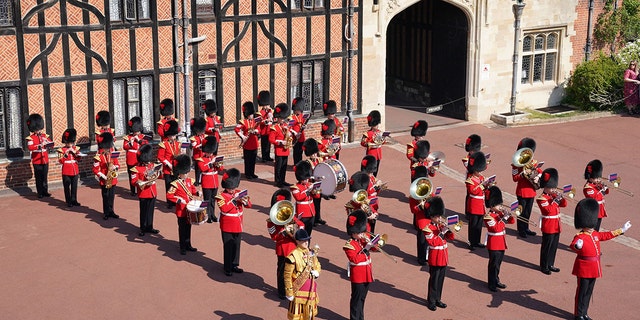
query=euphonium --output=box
[373,133,386,145]
[269,200,295,226]
[512,147,535,168]
[410,177,433,200]
[352,189,369,203]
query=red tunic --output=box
[259,107,273,136]
[536,192,566,234]
[424,222,453,267]
[57,146,81,176]
[216,190,252,233]
[166,178,197,218]
[512,164,541,198]
[344,238,374,283]
[571,230,619,278]
[583,182,608,219]
[157,140,182,176]
[189,133,206,161]
[483,210,515,250]
[268,123,291,157]
[406,140,417,163]
[123,133,148,166]
[156,116,177,141]
[205,115,222,141]
[95,127,116,144]
[93,149,120,187]
[318,137,338,161]
[27,133,52,164]
[290,113,306,143]
[465,174,486,215]
[410,160,436,180]
[234,118,260,150]
[130,164,158,199]
[366,175,380,214]
[267,218,305,257]
[410,197,430,230]
[360,128,383,160]
[292,182,321,219]
[196,154,222,189]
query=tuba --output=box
[409,177,433,200]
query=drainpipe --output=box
[345,0,355,142]
[509,0,525,115]
[172,0,181,119]
[585,0,594,61]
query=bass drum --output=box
[313,159,348,196]
[187,200,207,225]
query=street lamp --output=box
[509,0,525,116]
[181,0,206,138]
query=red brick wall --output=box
[571,0,619,67]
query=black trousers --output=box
[127,164,136,194]
[202,187,218,220]
[33,163,49,196]
[368,219,377,234]
[243,149,257,177]
[177,216,193,250]
[194,161,202,186]
[416,227,427,264]
[372,159,380,178]
[221,231,242,273]
[62,175,78,204]
[350,282,370,320]
[292,140,304,165]
[276,255,286,297]
[300,217,315,236]
[274,155,288,185]
[100,185,116,217]
[488,250,505,289]
[427,265,447,304]
[540,232,560,271]
[313,196,322,222]
[595,218,603,232]
[164,174,176,205]
[517,196,535,233]
[468,214,484,246]
[575,277,596,317]
[139,197,156,232]
[260,135,272,160]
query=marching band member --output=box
[216,168,252,276]
[410,166,431,265]
[258,90,274,162]
[570,198,631,320]
[189,116,207,186]
[123,116,148,195]
[93,132,120,220]
[284,228,321,320]
[157,120,181,209]
[57,128,81,207]
[483,186,515,292]
[465,152,487,250]
[156,98,177,141]
[423,196,452,311]
[536,168,566,275]
[26,113,53,199]
[360,110,384,177]
[461,134,481,168]
[267,188,305,300]
[583,159,608,231]
[234,101,260,180]
[344,209,374,320]
[318,119,338,162]
[203,99,222,142]
[166,154,200,255]
[196,136,222,223]
[346,171,373,221]
[290,97,307,165]
[303,138,326,226]
[407,120,428,180]
[361,155,381,233]
[95,110,116,145]
[410,140,436,181]
[269,103,292,188]
[291,160,322,236]
[512,137,541,238]
[323,100,344,160]
[130,144,159,236]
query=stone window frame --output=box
[521,29,560,85]
[290,60,324,113]
[109,0,151,22]
[112,76,154,137]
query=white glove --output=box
[286,296,294,301]
[622,221,632,233]
[310,270,319,278]
[574,239,583,250]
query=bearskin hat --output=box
[321,119,336,136]
[202,135,218,155]
[61,128,77,144]
[426,196,445,218]
[163,120,180,137]
[128,116,143,133]
[349,171,370,192]
[242,101,256,119]
[27,113,44,132]
[294,160,313,181]
[270,188,292,206]
[485,185,503,208]
[465,134,482,153]
[96,110,111,127]
[303,138,319,156]
[410,120,428,137]
[584,159,603,180]
[190,117,207,135]
[97,132,114,150]
[467,151,487,174]
[411,165,428,179]
[221,168,241,189]
[292,97,306,112]
[367,110,381,127]
[159,98,174,116]
[273,103,290,119]
[574,198,599,229]
[173,154,191,175]
[137,144,155,164]
[346,209,368,235]
[414,140,431,160]
[539,168,559,189]
[202,99,217,116]
[323,100,337,116]
[517,137,536,152]
[257,90,271,106]
[361,155,377,174]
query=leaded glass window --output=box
[110,0,150,21]
[113,76,153,136]
[198,69,216,115]
[521,31,560,85]
[290,60,324,113]
[0,0,13,26]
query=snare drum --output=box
[313,159,348,196]
[187,200,207,225]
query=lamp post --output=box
[181,0,206,137]
[509,0,525,115]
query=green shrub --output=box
[564,53,625,111]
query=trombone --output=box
[497,202,537,227]
[443,215,470,246]
[362,232,397,263]
[602,174,634,197]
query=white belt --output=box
[297,201,312,205]
[469,195,485,199]
[487,231,505,236]
[127,149,137,153]
[220,211,243,217]
[32,150,45,153]
[201,172,215,176]
[597,200,605,204]
[429,244,448,250]
[64,160,77,164]
[349,260,371,266]
[542,215,560,219]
